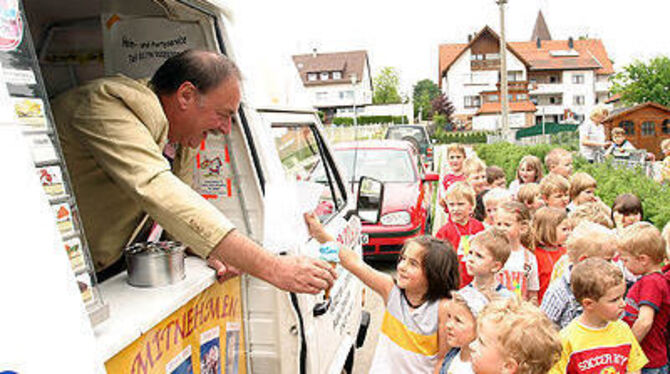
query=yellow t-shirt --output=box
[550,319,647,374]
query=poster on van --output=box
[199,326,221,374]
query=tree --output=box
[431,93,455,129]
[611,56,670,107]
[372,67,402,104]
[412,79,440,120]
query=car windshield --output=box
[385,127,427,143]
[311,148,416,183]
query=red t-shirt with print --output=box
[436,217,484,288]
[623,272,670,368]
[535,245,566,304]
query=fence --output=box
[593,149,659,180]
[322,124,388,144]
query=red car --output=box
[330,140,439,258]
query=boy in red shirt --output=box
[438,144,466,212]
[620,222,670,373]
[437,181,485,287]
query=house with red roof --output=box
[438,11,614,130]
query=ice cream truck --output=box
[0,1,375,373]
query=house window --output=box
[339,90,354,100]
[573,95,585,105]
[485,53,500,60]
[572,74,585,84]
[487,94,499,102]
[507,71,523,82]
[307,73,317,81]
[470,54,484,61]
[316,92,328,101]
[549,76,558,83]
[333,71,342,80]
[619,121,635,135]
[641,121,656,136]
[464,96,481,108]
[320,72,329,80]
[663,119,670,134]
[549,97,556,104]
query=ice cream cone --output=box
[324,262,337,300]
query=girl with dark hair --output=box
[611,193,643,230]
[304,213,460,373]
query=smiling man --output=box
[52,50,336,294]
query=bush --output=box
[433,128,494,144]
[474,142,670,230]
[332,115,408,126]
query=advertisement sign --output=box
[105,279,246,374]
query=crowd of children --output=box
[305,140,670,374]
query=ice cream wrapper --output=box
[319,241,340,263]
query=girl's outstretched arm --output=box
[305,213,394,303]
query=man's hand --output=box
[272,255,337,294]
[207,256,242,283]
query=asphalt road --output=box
[352,260,396,374]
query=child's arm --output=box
[304,213,395,303]
[631,305,655,342]
[434,299,452,374]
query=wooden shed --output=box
[602,102,670,159]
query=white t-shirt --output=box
[579,120,606,161]
[446,352,474,374]
[497,247,540,298]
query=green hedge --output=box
[433,129,495,144]
[474,143,670,230]
[332,115,408,126]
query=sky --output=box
[225,0,669,106]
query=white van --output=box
[5,1,373,373]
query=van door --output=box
[259,108,363,374]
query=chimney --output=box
[568,37,574,49]
[468,34,473,43]
[312,48,317,58]
[536,37,541,49]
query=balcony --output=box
[471,59,500,71]
[530,83,565,95]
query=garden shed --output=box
[603,102,670,159]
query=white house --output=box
[438,12,614,130]
[292,50,373,122]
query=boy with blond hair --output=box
[567,201,614,229]
[541,222,618,328]
[463,228,514,296]
[550,258,648,374]
[517,182,544,214]
[471,297,562,374]
[619,222,670,373]
[540,173,570,210]
[463,156,488,194]
[437,181,485,287]
[545,148,573,178]
[568,172,598,211]
[482,187,513,227]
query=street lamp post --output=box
[351,74,358,129]
[497,0,509,142]
[350,73,359,191]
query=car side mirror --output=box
[357,176,384,224]
[423,172,439,182]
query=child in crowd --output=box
[305,213,460,373]
[604,127,636,159]
[540,173,570,210]
[482,188,513,228]
[567,172,598,212]
[663,223,670,260]
[486,166,507,189]
[517,183,544,215]
[471,297,562,374]
[437,182,485,288]
[464,156,489,195]
[545,148,573,179]
[541,222,618,329]
[619,222,670,373]
[439,288,487,374]
[508,155,544,197]
[439,144,467,212]
[568,202,614,229]
[550,258,648,374]
[464,228,515,298]
[495,201,540,303]
[658,139,670,184]
[533,207,570,303]
[611,193,644,230]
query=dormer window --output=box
[333,71,342,80]
[320,72,329,80]
[307,73,317,81]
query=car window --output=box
[313,148,416,183]
[385,127,427,143]
[271,123,346,223]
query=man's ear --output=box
[175,81,198,109]
[501,357,519,374]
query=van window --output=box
[271,124,346,222]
